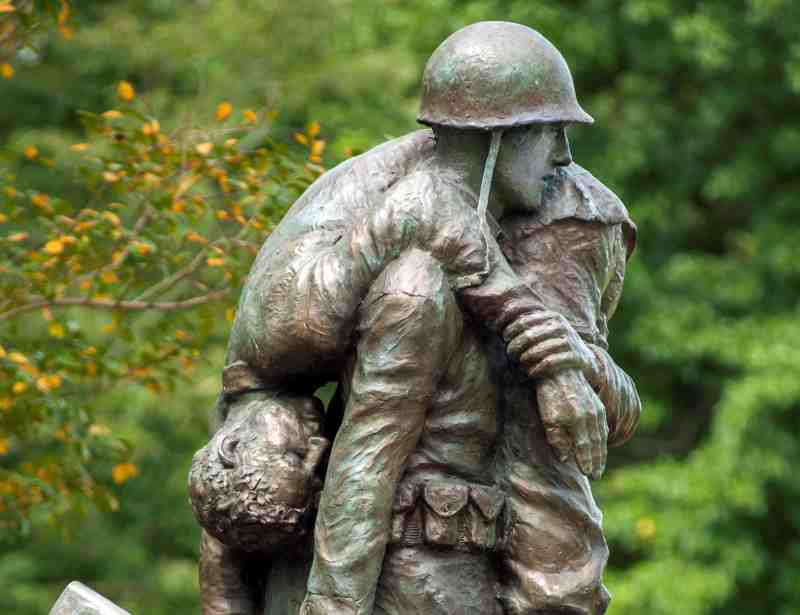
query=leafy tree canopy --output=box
[1,1,799,614]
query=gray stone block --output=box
[49,581,131,615]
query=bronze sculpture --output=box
[189,21,641,615]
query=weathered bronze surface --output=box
[189,20,641,615]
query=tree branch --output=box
[0,290,230,321]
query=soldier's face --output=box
[494,123,572,213]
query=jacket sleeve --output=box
[226,175,550,396]
[588,223,641,447]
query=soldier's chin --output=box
[216,491,315,553]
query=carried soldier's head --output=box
[418,21,592,213]
[188,393,329,553]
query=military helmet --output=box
[418,21,593,130]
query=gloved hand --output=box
[502,311,607,479]
[502,310,600,382]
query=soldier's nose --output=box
[552,127,573,167]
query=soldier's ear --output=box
[217,435,239,468]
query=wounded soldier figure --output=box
[190,21,641,615]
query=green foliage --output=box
[0,89,323,537]
[1,0,799,613]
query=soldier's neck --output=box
[433,128,490,205]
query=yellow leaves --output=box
[0,3,16,13]
[31,193,50,208]
[3,186,17,198]
[142,172,161,187]
[70,143,90,152]
[309,139,326,164]
[0,398,12,412]
[0,63,14,80]
[175,173,199,199]
[48,322,66,339]
[307,121,321,138]
[102,211,121,227]
[85,361,97,377]
[88,423,110,436]
[135,242,153,256]
[117,81,136,102]
[12,382,27,395]
[103,171,121,183]
[185,231,206,243]
[0,214,6,224]
[112,463,139,485]
[129,366,151,379]
[100,271,118,284]
[101,321,116,334]
[216,210,229,221]
[311,139,325,156]
[7,232,28,242]
[243,109,258,124]
[215,101,233,122]
[8,352,28,365]
[58,0,73,39]
[0,345,5,359]
[24,145,39,160]
[174,329,190,341]
[311,139,326,157]
[142,120,160,136]
[102,110,123,119]
[0,439,9,455]
[206,257,225,267]
[36,374,62,393]
[294,132,309,146]
[225,307,236,322]
[83,346,97,356]
[43,239,65,255]
[171,200,185,213]
[636,516,657,541]
[195,142,214,156]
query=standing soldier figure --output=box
[192,21,641,615]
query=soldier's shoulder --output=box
[285,129,435,220]
[539,163,637,256]
[386,156,478,213]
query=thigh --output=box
[374,546,503,615]
[496,380,610,615]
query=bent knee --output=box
[359,248,462,360]
[371,248,450,301]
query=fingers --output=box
[519,338,570,369]
[527,351,583,378]
[574,430,594,478]
[538,373,609,480]
[580,393,607,480]
[589,400,608,480]
[503,311,565,343]
[544,423,572,463]
[506,324,565,358]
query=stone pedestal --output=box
[49,581,131,615]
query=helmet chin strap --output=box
[476,129,503,280]
[478,129,503,222]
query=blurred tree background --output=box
[1,1,799,613]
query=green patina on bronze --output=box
[418,21,593,130]
[190,21,640,615]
